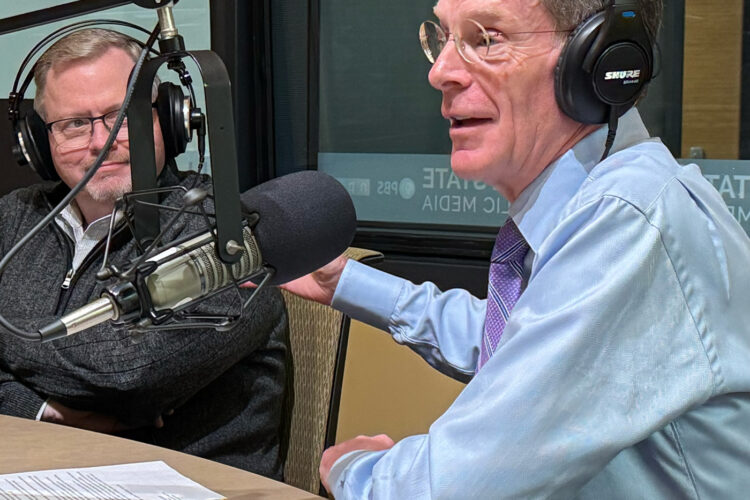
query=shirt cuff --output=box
[329,449,388,500]
[35,399,49,421]
[332,259,406,332]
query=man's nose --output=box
[428,40,473,91]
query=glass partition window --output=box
[313,0,750,237]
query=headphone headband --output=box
[8,22,198,181]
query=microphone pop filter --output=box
[240,170,356,285]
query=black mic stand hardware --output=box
[92,187,271,336]
[127,2,244,265]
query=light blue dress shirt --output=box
[329,110,750,499]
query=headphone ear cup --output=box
[555,11,610,124]
[13,109,58,181]
[591,41,650,107]
[156,82,191,160]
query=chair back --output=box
[282,247,383,495]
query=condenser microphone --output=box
[38,170,356,341]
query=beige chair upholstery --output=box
[282,247,384,495]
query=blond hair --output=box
[34,28,158,119]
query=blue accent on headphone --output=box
[622,11,636,18]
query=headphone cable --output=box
[600,106,619,161]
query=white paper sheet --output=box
[0,460,225,499]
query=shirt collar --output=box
[54,200,123,244]
[509,108,653,254]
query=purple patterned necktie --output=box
[477,219,530,372]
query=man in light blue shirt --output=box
[282,0,750,497]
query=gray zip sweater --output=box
[0,168,288,479]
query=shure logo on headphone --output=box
[604,70,642,83]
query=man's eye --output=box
[463,29,487,47]
[66,118,89,129]
[486,29,507,46]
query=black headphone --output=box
[555,0,654,125]
[8,21,200,182]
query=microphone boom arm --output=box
[128,51,244,264]
[0,0,180,37]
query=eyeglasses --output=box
[419,19,570,64]
[46,109,128,152]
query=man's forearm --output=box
[0,374,46,420]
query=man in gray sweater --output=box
[0,28,289,479]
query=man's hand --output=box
[243,254,349,306]
[320,434,395,493]
[41,400,165,434]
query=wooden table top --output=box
[0,414,320,500]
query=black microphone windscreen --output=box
[239,170,357,285]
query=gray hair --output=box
[541,0,663,43]
[34,28,159,120]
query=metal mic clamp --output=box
[156,3,177,37]
[104,280,145,326]
[132,260,175,326]
[155,2,186,54]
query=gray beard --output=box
[84,178,133,203]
